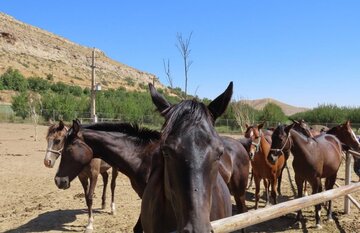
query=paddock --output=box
[0,123,359,232]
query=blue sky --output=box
[2,1,360,108]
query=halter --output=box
[270,130,291,154]
[251,130,262,153]
[46,147,63,156]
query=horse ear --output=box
[345,120,351,127]
[258,122,265,129]
[58,120,65,131]
[72,119,81,135]
[245,123,249,129]
[208,82,233,120]
[149,83,171,115]
[48,118,54,125]
[290,118,299,124]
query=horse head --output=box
[44,120,68,168]
[244,122,264,161]
[268,124,292,164]
[149,82,232,232]
[54,120,93,189]
[327,120,360,152]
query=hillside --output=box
[241,98,309,116]
[0,13,165,92]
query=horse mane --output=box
[82,122,161,142]
[162,99,212,139]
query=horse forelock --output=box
[162,100,213,140]
[46,124,67,140]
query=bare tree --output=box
[232,97,256,132]
[163,58,173,88]
[176,32,193,99]
[28,92,42,141]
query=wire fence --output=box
[2,104,360,134]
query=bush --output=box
[0,68,28,92]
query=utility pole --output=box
[89,48,97,123]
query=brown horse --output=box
[326,120,360,152]
[141,82,233,233]
[244,123,285,209]
[54,120,161,233]
[45,121,118,232]
[268,124,342,228]
[218,136,250,215]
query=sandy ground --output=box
[0,123,359,233]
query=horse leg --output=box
[254,175,261,210]
[247,168,253,190]
[110,167,118,215]
[263,179,270,207]
[311,178,322,228]
[277,161,286,196]
[325,175,337,222]
[78,175,89,198]
[294,175,304,225]
[100,171,109,210]
[133,214,143,233]
[85,169,99,233]
[271,175,278,205]
[303,180,308,196]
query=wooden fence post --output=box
[344,151,352,214]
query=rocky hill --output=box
[0,12,164,92]
[241,98,309,116]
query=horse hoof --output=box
[111,210,116,215]
[316,224,322,229]
[327,218,334,222]
[101,204,106,209]
[84,228,93,233]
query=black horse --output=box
[140,82,234,233]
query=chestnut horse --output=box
[44,121,118,232]
[140,83,233,232]
[268,124,342,228]
[244,123,284,209]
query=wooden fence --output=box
[211,150,360,233]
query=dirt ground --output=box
[0,123,359,233]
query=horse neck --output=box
[289,129,311,155]
[82,129,153,193]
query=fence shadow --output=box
[3,209,87,233]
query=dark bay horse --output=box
[268,124,342,228]
[141,82,234,233]
[244,123,285,209]
[54,120,161,233]
[45,121,118,232]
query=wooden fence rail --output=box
[211,178,360,233]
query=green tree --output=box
[0,68,28,91]
[11,91,29,119]
[259,103,287,125]
[28,77,51,92]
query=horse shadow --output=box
[3,209,89,233]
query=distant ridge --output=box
[0,12,165,91]
[240,98,309,116]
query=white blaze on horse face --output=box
[249,131,253,138]
[44,140,57,167]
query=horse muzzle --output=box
[55,176,70,189]
[267,153,278,164]
[44,158,55,168]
